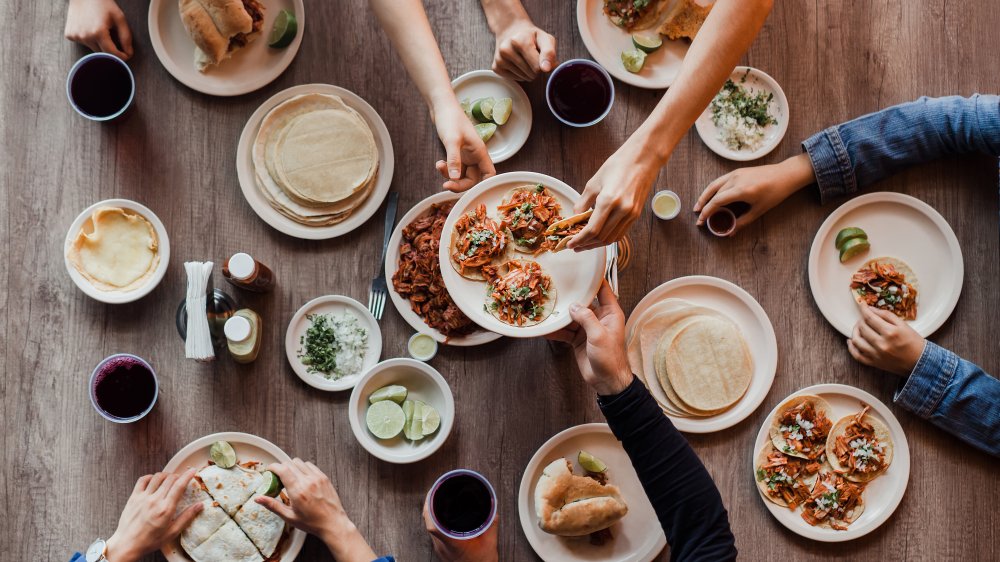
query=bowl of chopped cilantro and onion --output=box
[694,66,789,161]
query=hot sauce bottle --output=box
[223,252,275,293]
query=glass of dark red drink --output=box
[89,353,158,423]
[66,53,135,122]
[545,59,615,127]
[427,470,497,540]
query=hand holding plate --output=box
[434,103,496,192]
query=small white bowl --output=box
[64,199,170,304]
[407,333,438,362]
[694,66,789,162]
[348,358,454,464]
[651,190,682,220]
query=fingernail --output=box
[449,168,460,179]
[570,303,581,312]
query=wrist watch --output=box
[85,539,109,562]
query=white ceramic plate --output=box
[694,66,789,161]
[452,70,533,163]
[751,384,910,542]
[438,171,605,338]
[348,358,455,464]
[148,0,304,96]
[517,424,666,562]
[576,0,689,89]
[385,191,502,346]
[285,295,382,391]
[807,192,963,338]
[64,199,170,304]
[235,83,395,239]
[625,276,777,433]
[161,431,306,561]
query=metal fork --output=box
[369,191,399,320]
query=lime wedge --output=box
[838,237,871,263]
[632,33,663,53]
[366,400,405,440]
[403,400,425,441]
[471,97,496,122]
[256,470,282,497]
[210,441,237,468]
[420,404,441,436]
[491,97,512,125]
[474,122,498,143]
[268,10,297,49]
[578,450,608,473]
[460,98,477,123]
[369,385,408,405]
[621,49,646,73]
[835,227,868,250]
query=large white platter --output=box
[235,84,394,239]
[751,384,910,542]
[625,276,777,433]
[694,66,789,161]
[438,171,605,338]
[148,0,305,96]
[452,70,532,164]
[161,431,306,561]
[807,192,963,338]
[517,423,666,562]
[64,198,170,304]
[576,0,689,89]
[385,191,501,346]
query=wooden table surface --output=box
[3,0,998,560]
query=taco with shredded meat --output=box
[482,259,557,327]
[850,257,918,320]
[769,395,833,460]
[449,204,513,280]
[826,404,894,483]
[754,442,822,510]
[542,209,592,253]
[801,472,865,530]
[497,184,563,253]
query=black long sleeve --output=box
[598,377,737,562]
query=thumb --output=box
[256,495,296,522]
[444,139,462,180]
[537,32,557,72]
[168,502,204,537]
[569,303,602,335]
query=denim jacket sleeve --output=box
[893,341,1000,456]
[801,95,1000,202]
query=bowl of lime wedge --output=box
[348,358,455,464]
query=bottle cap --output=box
[224,315,252,342]
[228,253,256,280]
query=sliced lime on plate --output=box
[471,97,496,122]
[835,227,868,250]
[632,33,663,53]
[210,441,237,468]
[366,400,405,440]
[491,97,513,125]
[257,471,282,497]
[838,237,871,262]
[420,404,441,436]
[621,49,646,73]
[578,450,608,473]
[475,122,498,143]
[268,10,297,49]
[369,385,408,405]
[403,400,425,441]
[460,98,477,123]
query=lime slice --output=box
[460,98,478,123]
[471,97,496,122]
[366,400,405,440]
[256,470,282,497]
[838,237,871,263]
[835,227,868,250]
[210,441,237,468]
[369,385,408,405]
[267,10,298,49]
[578,450,608,473]
[420,404,441,436]
[403,401,425,441]
[491,98,512,125]
[621,49,646,73]
[632,33,663,53]
[474,122,498,143]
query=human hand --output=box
[65,0,133,61]
[567,141,662,252]
[547,281,633,396]
[847,305,926,376]
[432,102,496,192]
[693,154,815,234]
[491,19,556,82]
[104,468,204,562]
[422,498,499,562]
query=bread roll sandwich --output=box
[179,0,265,72]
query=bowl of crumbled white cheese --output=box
[285,295,383,391]
[694,66,788,161]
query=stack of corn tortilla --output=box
[626,298,753,418]
[252,93,378,226]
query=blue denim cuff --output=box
[894,341,959,418]
[802,126,857,204]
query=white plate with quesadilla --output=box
[236,83,394,239]
[148,0,304,96]
[517,424,666,562]
[161,432,306,561]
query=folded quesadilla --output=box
[198,464,264,515]
[234,493,287,558]
[175,476,212,515]
[179,500,230,554]
[179,0,265,72]
[188,518,263,562]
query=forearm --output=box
[894,341,1000,457]
[802,95,1000,202]
[369,0,457,116]
[636,0,772,164]
[479,0,532,35]
[321,520,378,562]
[598,377,736,561]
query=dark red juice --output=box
[548,61,612,125]
[70,56,133,119]
[93,356,156,418]
[432,474,493,535]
